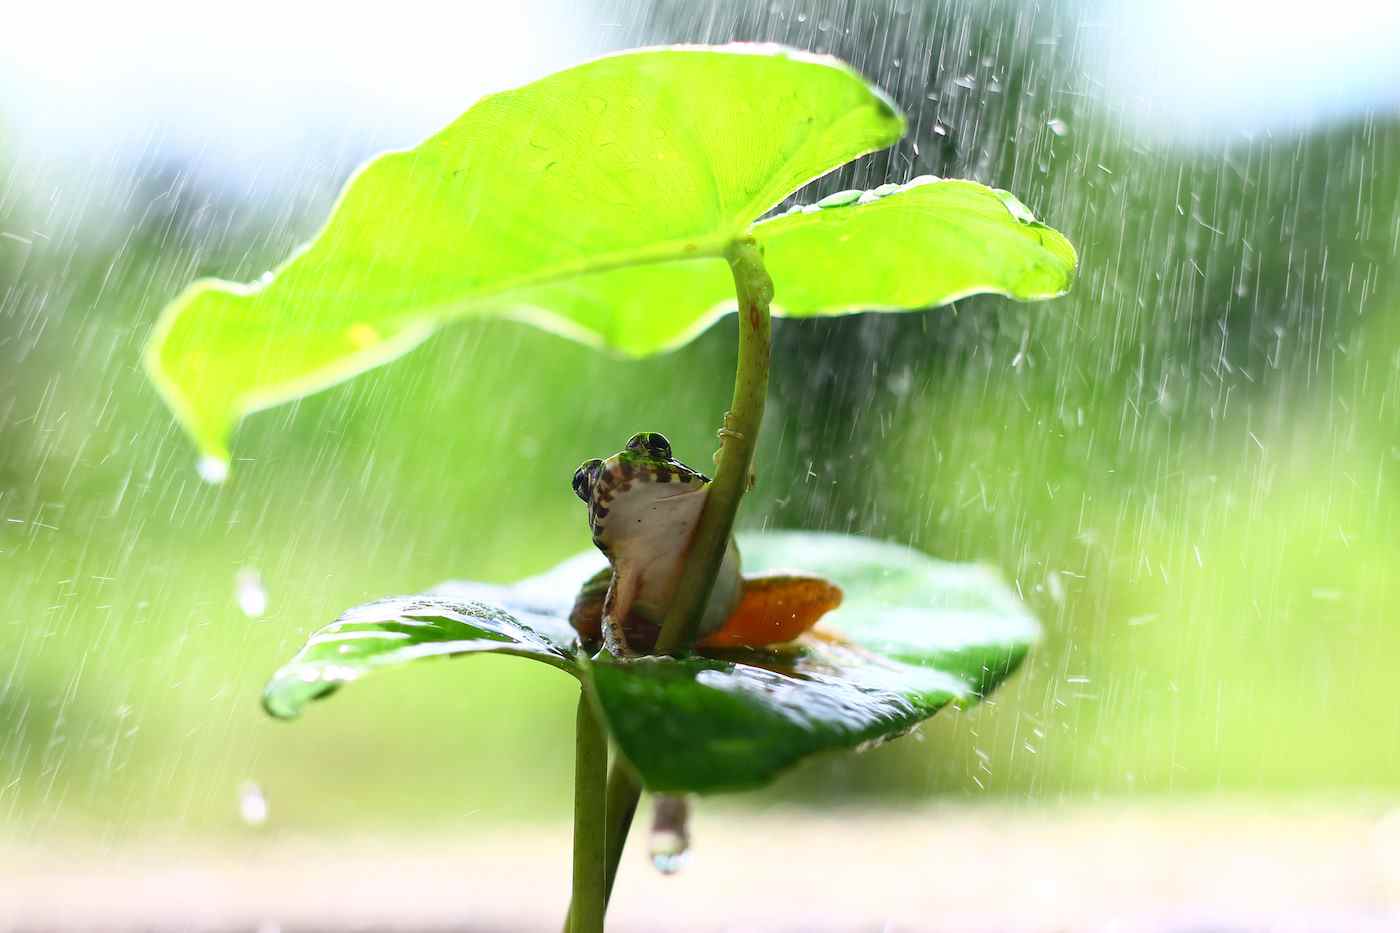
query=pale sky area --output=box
[1,0,1397,182]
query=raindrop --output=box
[933,123,949,137]
[197,455,229,485]
[1046,117,1069,137]
[239,781,269,826]
[816,189,862,209]
[236,568,268,619]
[954,75,977,90]
[649,795,690,875]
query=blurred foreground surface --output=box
[7,801,1400,932]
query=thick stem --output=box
[568,237,771,927]
[602,762,642,904]
[654,237,773,654]
[569,691,608,933]
[562,761,640,931]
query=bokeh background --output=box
[2,0,1398,928]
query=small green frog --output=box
[570,432,841,655]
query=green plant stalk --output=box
[655,237,773,654]
[567,237,772,926]
[570,691,608,933]
[562,760,641,929]
[602,763,642,904]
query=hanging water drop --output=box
[649,794,690,875]
[1047,117,1069,137]
[197,455,229,485]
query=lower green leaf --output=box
[586,531,1038,793]
[262,532,1037,797]
[262,593,580,719]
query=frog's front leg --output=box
[602,569,641,656]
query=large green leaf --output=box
[144,44,904,466]
[263,532,1037,796]
[587,531,1038,793]
[509,177,1075,351]
[144,46,1077,470]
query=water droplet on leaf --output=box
[816,189,862,209]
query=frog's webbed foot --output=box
[713,410,758,489]
[601,612,631,656]
[716,409,745,444]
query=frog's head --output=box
[572,432,710,553]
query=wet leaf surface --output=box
[265,532,1036,795]
[588,531,1037,792]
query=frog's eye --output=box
[626,432,672,460]
[572,459,602,501]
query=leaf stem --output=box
[561,761,640,931]
[602,762,642,903]
[570,236,771,927]
[654,237,773,654]
[569,690,608,933]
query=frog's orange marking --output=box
[699,574,843,649]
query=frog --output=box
[569,431,843,655]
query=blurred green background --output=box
[1,0,1397,844]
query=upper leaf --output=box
[144,44,904,465]
[526,177,1076,351]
